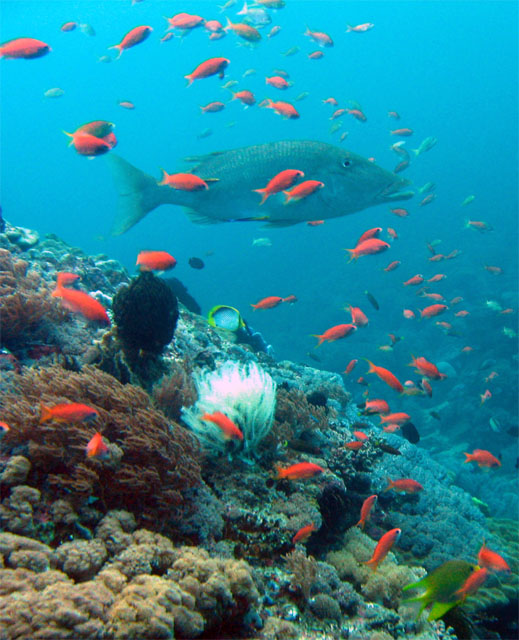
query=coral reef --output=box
[1,365,201,536]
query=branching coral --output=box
[0,248,67,350]
[1,365,201,533]
[181,360,276,460]
[284,548,318,602]
[152,357,197,422]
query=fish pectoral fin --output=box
[184,208,225,225]
[261,220,301,228]
[427,601,459,621]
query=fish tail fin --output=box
[363,558,378,572]
[282,190,292,204]
[253,188,269,205]
[224,16,233,31]
[311,334,324,348]
[107,155,178,235]
[463,452,473,463]
[346,25,353,32]
[384,477,393,491]
[63,131,75,146]
[39,403,52,423]
[275,464,285,479]
[345,248,357,263]
[356,518,365,529]
[108,44,122,59]
[184,74,194,86]
[364,359,375,373]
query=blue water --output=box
[1,1,517,444]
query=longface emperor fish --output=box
[108,140,414,235]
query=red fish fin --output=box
[253,188,268,205]
[345,248,357,263]
[463,452,472,463]
[384,477,393,491]
[39,403,52,423]
[184,75,193,87]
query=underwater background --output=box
[0,1,518,639]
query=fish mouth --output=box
[375,178,414,204]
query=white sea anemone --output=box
[181,360,277,460]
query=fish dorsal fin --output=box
[184,208,225,225]
[183,151,225,163]
[428,600,458,621]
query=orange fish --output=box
[387,227,398,240]
[313,323,356,346]
[479,389,492,404]
[330,108,347,120]
[52,286,110,325]
[454,567,489,602]
[422,292,445,302]
[56,272,80,287]
[165,13,204,31]
[463,449,501,468]
[346,238,390,262]
[403,274,424,286]
[159,171,209,191]
[356,494,377,529]
[465,220,492,232]
[390,208,409,217]
[253,169,304,205]
[484,265,503,275]
[380,412,411,425]
[0,37,51,59]
[344,358,358,375]
[64,131,112,157]
[201,411,244,441]
[385,477,423,494]
[205,20,224,34]
[304,27,333,47]
[388,111,400,119]
[283,179,324,202]
[118,100,135,110]
[461,346,474,353]
[282,295,298,304]
[347,108,367,122]
[201,101,225,113]
[61,22,77,32]
[383,423,401,433]
[225,18,261,42]
[384,261,401,274]
[356,227,382,246]
[420,304,448,319]
[292,523,317,544]
[348,305,369,327]
[409,355,443,380]
[276,462,325,480]
[353,430,369,441]
[232,90,255,106]
[364,528,401,572]
[477,544,510,573]
[362,399,390,415]
[345,441,364,450]
[109,25,152,58]
[403,309,416,319]
[261,99,300,119]
[428,253,445,262]
[308,50,325,59]
[451,296,464,305]
[86,432,109,458]
[40,402,99,424]
[455,310,470,318]
[136,250,177,272]
[266,75,291,89]
[365,360,404,393]
[0,421,11,435]
[307,220,325,226]
[185,57,230,85]
[484,371,499,383]
[251,296,284,310]
[346,23,374,33]
[427,274,446,283]
[323,97,338,106]
[390,128,413,136]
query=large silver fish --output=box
[108,140,414,235]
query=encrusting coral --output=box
[1,365,201,534]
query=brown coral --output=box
[0,248,67,350]
[1,365,201,533]
[152,357,197,422]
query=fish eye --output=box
[342,159,351,168]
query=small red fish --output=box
[40,402,99,424]
[266,75,291,89]
[484,265,503,275]
[304,27,333,47]
[455,310,470,318]
[365,361,404,393]
[159,171,209,191]
[344,358,358,375]
[136,250,177,272]
[348,305,369,327]
[323,97,338,106]
[308,50,325,59]
[251,296,284,310]
[387,227,398,240]
[0,421,11,435]
[454,567,489,602]
[403,309,416,319]
[385,477,423,494]
[201,411,244,440]
[60,22,77,32]
[232,90,256,106]
[253,169,304,205]
[0,37,51,59]
[403,274,424,286]
[419,193,436,207]
[346,238,390,262]
[307,220,325,226]
[465,220,492,232]
[261,99,300,119]
[364,528,401,572]
[380,412,411,425]
[353,431,369,441]
[345,441,364,450]
[390,208,409,217]
[313,323,356,347]
[118,100,135,110]
[185,57,230,85]
[109,26,152,58]
[356,227,382,246]
[292,523,317,544]
[420,304,448,319]
[346,23,374,32]
[362,399,390,415]
[52,286,110,325]
[86,432,109,458]
[383,423,401,433]
[479,389,492,405]
[429,253,445,262]
[463,449,501,468]
[276,462,325,480]
[356,494,377,529]
[64,131,112,157]
[225,18,261,42]
[282,295,298,304]
[346,108,367,122]
[409,355,443,380]
[200,101,225,113]
[284,180,324,203]
[330,108,346,120]
[390,128,413,136]
[388,111,400,119]
[56,272,80,287]
[165,13,204,31]
[451,296,464,305]
[477,544,510,573]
